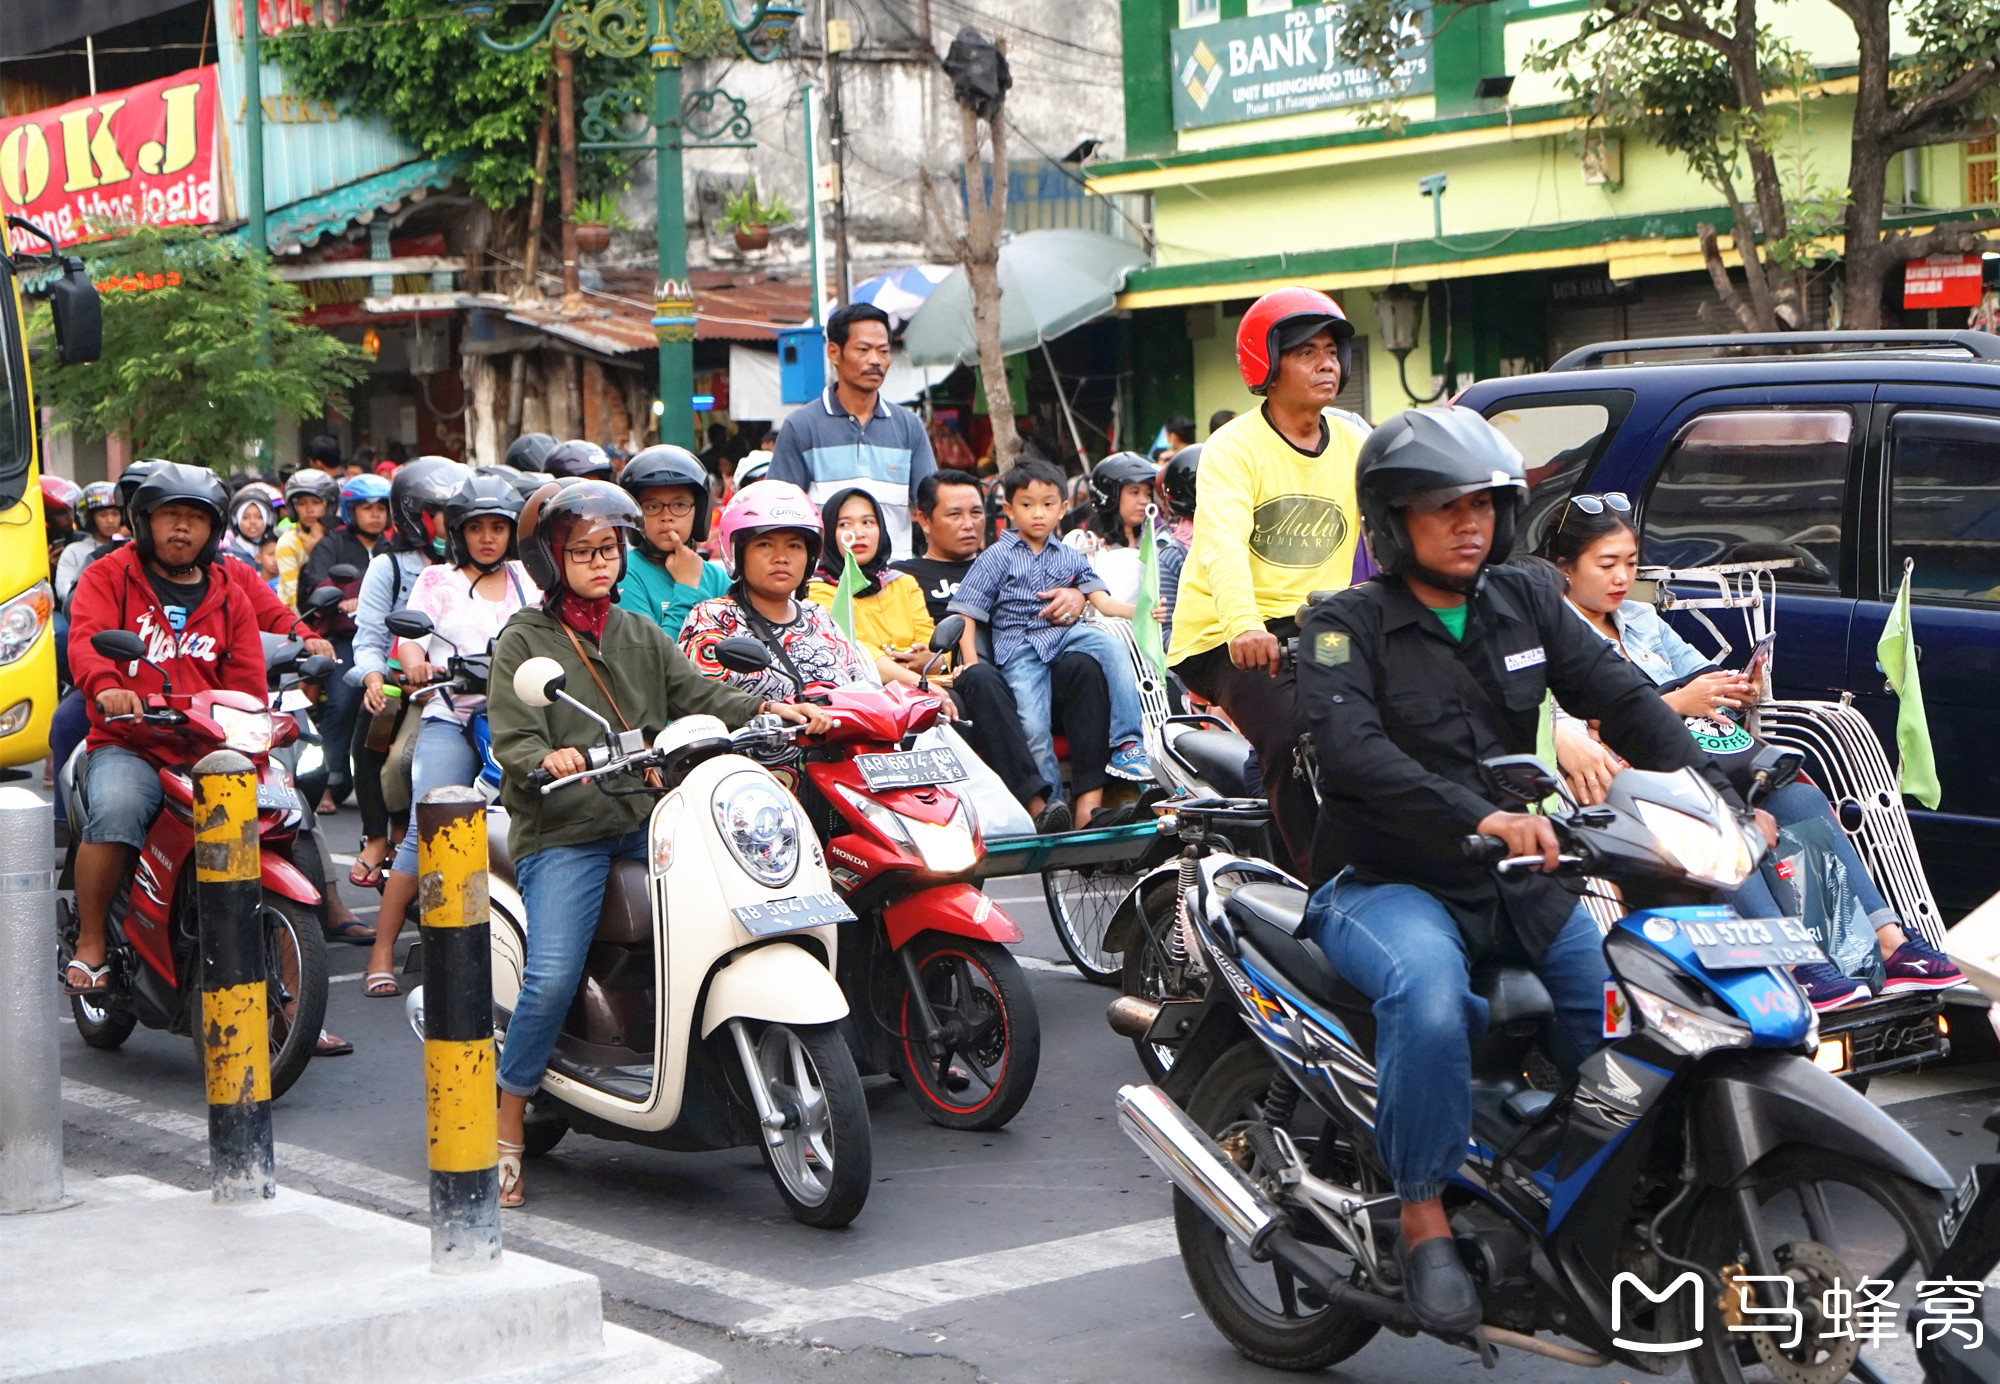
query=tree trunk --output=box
[555,48,581,312]
[959,105,1017,469]
[517,73,555,304]
[1842,0,1897,328]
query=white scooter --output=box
[409,650,872,1228]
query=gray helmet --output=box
[1355,406,1526,589]
[130,463,229,568]
[504,432,559,471]
[284,468,340,508]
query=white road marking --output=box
[1873,1065,2000,1106]
[1013,955,1074,974]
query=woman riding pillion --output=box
[362,474,540,998]
[487,481,832,1207]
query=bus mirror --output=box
[48,258,101,365]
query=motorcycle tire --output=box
[189,892,327,1101]
[522,1114,570,1158]
[72,991,137,1049]
[747,1021,872,1230]
[891,932,1040,1131]
[1043,864,1136,986]
[1176,1041,1382,1372]
[1120,873,1189,1082]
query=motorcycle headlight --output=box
[0,581,52,667]
[713,771,799,887]
[1635,800,1755,889]
[1628,983,1752,1058]
[844,788,977,875]
[296,740,324,777]
[212,704,274,755]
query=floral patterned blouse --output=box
[678,594,870,703]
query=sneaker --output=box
[1106,742,1153,782]
[1881,938,1965,993]
[1792,962,1871,1012]
[1033,800,1072,834]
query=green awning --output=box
[255,157,464,255]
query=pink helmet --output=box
[715,479,823,577]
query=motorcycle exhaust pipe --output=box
[1116,1083,1277,1247]
[1107,996,1163,1040]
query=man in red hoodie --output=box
[64,464,266,995]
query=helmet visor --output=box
[1395,473,1528,513]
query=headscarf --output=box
[550,513,614,641]
[813,486,901,599]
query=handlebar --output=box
[533,716,800,795]
[101,709,188,727]
[1459,832,1584,874]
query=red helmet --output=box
[1236,287,1353,396]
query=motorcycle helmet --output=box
[115,460,166,517]
[388,456,473,556]
[503,431,559,473]
[1087,451,1159,521]
[1355,406,1527,593]
[129,462,229,568]
[618,444,713,547]
[338,472,392,528]
[443,473,524,573]
[1236,287,1353,396]
[39,475,81,528]
[1160,443,1200,520]
[228,488,275,542]
[734,453,773,489]
[76,481,121,538]
[284,468,340,513]
[714,479,822,579]
[545,440,614,482]
[518,480,642,597]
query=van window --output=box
[1484,398,1618,556]
[1641,409,1852,584]
[1887,411,2000,606]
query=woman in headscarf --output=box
[806,487,935,687]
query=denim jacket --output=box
[1554,597,1716,729]
[345,550,435,686]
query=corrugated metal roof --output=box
[501,269,814,355]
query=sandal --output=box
[499,1139,526,1208]
[363,972,401,998]
[315,1030,354,1057]
[323,918,376,946]
[348,858,387,890]
[62,957,111,997]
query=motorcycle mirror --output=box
[90,629,149,663]
[385,609,434,640]
[513,656,567,709]
[298,655,338,682]
[328,563,361,584]
[307,584,344,611]
[1481,754,1561,805]
[713,636,774,675]
[1746,744,1805,806]
[930,614,966,652]
[264,639,304,672]
[1836,797,1866,833]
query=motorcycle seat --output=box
[1474,966,1555,1029]
[1223,883,1373,1016]
[594,858,652,945]
[1169,728,1257,799]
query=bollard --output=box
[0,788,64,1214]
[418,785,500,1272]
[193,750,276,1203]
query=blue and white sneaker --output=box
[1791,962,1871,1012]
[1106,742,1153,782]
[1881,938,1965,994]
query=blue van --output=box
[1457,331,2000,917]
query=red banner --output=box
[0,67,220,255]
[1904,252,1985,310]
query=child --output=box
[950,459,1151,824]
[614,444,729,639]
[257,531,282,593]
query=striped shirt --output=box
[768,384,936,559]
[949,530,1107,664]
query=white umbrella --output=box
[902,229,1150,367]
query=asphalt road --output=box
[55,802,2000,1384]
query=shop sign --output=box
[1904,253,1984,310]
[1170,2,1432,131]
[0,67,219,254]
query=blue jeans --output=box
[50,689,89,824]
[998,622,1143,799]
[319,637,360,791]
[1305,872,1609,1203]
[497,830,647,1097]
[1728,779,1895,929]
[389,717,483,877]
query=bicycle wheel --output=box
[1042,863,1138,985]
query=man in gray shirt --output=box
[769,303,936,558]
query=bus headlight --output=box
[0,582,53,666]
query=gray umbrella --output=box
[902,229,1150,367]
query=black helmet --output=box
[518,480,642,597]
[1088,451,1159,518]
[284,468,340,509]
[545,440,614,482]
[388,456,473,556]
[443,474,524,572]
[116,459,167,516]
[1356,407,1527,590]
[129,462,229,569]
[504,432,559,472]
[618,444,713,546]
[1160,443,1200,519]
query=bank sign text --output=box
[1171,4,1433,131]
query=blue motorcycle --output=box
[1117,751,1953,1382]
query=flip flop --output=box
[363,972,401,998]
[62,958,111,998]
[315,797,339,815]
[348,859,386,890]
[323,918,376,946]
[499,1139,526,1208]
[315,1030,354,1057]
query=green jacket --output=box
[489,604,766,860]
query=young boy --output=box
[950,459,1152,817]
[614,444,729,639]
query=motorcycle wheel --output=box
[1176,1041,1382,1372]
[1042,864,1136,985]
[748,1022,871,1229]
[522,1113,570,1158]
[1674,1147,1944,1384]
[189,892,327,1101]
[891,932,1040,1131]
[1120,874,1189,1081]
[60,896,137,1049]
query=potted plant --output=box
[571,193,629,254]
[718,180,793,252]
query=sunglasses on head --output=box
[1556,491,1631,534]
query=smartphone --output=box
[1743,633,1776,690]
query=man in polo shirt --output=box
[770,302,936,558]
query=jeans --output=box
[1175,628,1314,878]
[1305,872,1609,1202]
[1728,779,1896,929]
[497,830,648,1097]
[998,622,1143,800]
[78,742,165,850]
[318,637,360,793]
[389,718,483,877]
[50,689,89,823]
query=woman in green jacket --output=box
[488,481,829,1207]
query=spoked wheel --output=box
[1120,874,1192,1081]
[1672,1147,1945,1384]
[192,893,327,1100]
[1176,1042,1382,1372]
[748,1022,871,1229]
[892,932,1040,1130]
[1043,864,1138,985]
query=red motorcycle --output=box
[714,621,1041,1130]
[56,629,329,1097]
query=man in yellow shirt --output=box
[1169,287,1369,873]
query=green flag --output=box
[1876,559,1942,809]
[829,542,864,645]
[1132,515,1167,679]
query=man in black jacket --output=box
[1295,408,1744,1333]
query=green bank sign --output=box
[1170,3,1433,131]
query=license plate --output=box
[256,783,303,814]
[1681,915,1828,970]
[731,891,857,937]
[856,747,967,791]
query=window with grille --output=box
[1968,136,1997,206]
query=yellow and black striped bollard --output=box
[192,749,276,1203]
[418,785,501,1270]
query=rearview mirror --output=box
[307,585,343,611]
[298,655,338,682]
[1481,754,1561,806]
[327,563,360,584]
[48,258,102,366]
[512,655,566,709]
[930,614,966,652]
[385,610,434,640]
[714,636,773,675]
[91,629,148,663]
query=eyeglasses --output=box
[641,498,697,517]
[1556,491,1631,534]
[563,541,623,566]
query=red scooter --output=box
[714,619,1041,1130]
[56,629,329,1097]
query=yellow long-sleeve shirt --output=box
[274,526,317,608]
[806,570,934,665]
[1167,405,1367,665]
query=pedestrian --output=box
[1207,408,1237,436]
[1163,415,1197,456]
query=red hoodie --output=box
[67,545,266,753]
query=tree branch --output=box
[1891,59,2000,137]
[1698,224,1765,332]
[1880,216,2000,262]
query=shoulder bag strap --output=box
[559,622,664,789]
[737,602,810,697]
